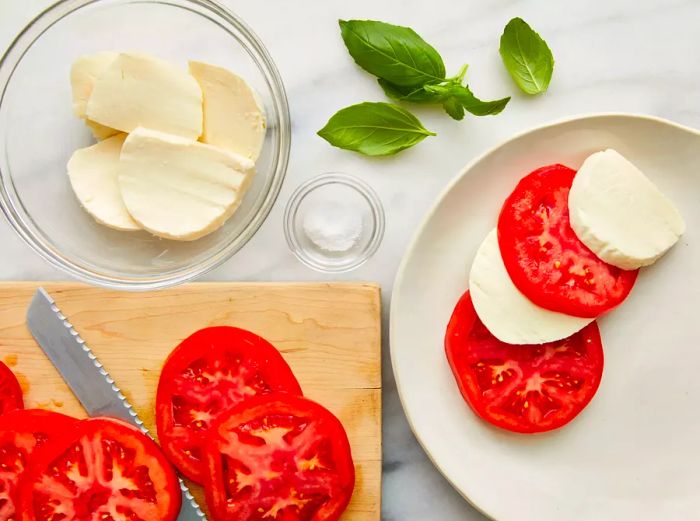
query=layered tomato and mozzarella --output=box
[446,150,684,433]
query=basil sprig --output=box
[319,18,553,156]
[340,20,508,122]
[319,20,511,155]
[378,65,510,120]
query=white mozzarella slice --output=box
[469,229,593,345]
[568,149,685,270]
[70,52,118,118]
[188,61,266,160]
[70,52,119,140]
[68,134,140,231]
[118,127,255,241]
[86,53,203,140]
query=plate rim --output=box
[389,111,700,521]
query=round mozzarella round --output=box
[118,127,255,241]
[189,61,266,161]
[469,229,594,345]
[86,53,203,140]
[70,52,119,140]
[70,51,118,119]
[569,149,685,270]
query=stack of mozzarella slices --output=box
[445,149,685,434]
[67,52,266,241]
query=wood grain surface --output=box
[0,282,382,520]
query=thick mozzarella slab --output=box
[86,53,203,140]
[68,134,140,231]
[70,52,119,140]
[119,127,255,241]
[70,52,118,117]
[569,149,685,270]
[188,61,266,160]
[469,229,593,344]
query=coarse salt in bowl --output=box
[284,173,385,273]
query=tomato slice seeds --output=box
[18,417,181,521]
[497,164,638,318]
[445,291,604,433]
[0,409,77,520]
[204,394,355,521]
[156,326,303,483]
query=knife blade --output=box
[26,287,206,520]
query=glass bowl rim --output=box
[0,0,291,291]
[283,172,386,273]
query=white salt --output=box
[302,201,363,253]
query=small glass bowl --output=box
[0,0,290,290]
[284,173,385,273]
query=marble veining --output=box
[3,1,700,519]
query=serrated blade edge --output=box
[26,287,206,520]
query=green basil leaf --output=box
[339,20,446,87]
[317,102,435,156]
[445,85,511,116]
[377,79,443,103]
[442,97,465,120]
[499,17,554,95]
[424,84,510,116]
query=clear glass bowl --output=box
[284,173,385,273]
[0,0,290,290]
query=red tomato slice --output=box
[0,362,23,416]
[445,291,604,433]
[18,417,181,521]
[204,394,355,521]
[497,164,638,317]
[156,326,303,483]
[0,409,77,520]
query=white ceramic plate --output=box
[391,114,700,521]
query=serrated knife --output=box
[26,287,206,520]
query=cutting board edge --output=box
[1,280,383,520]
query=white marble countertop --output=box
[3,1,700,519]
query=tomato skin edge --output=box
[0,408,77,434]
[0,361,24,414]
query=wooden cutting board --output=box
[0,282,381,520]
